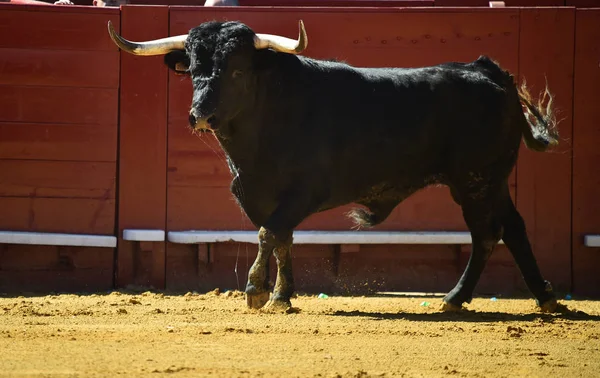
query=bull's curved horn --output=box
[254,20,307,54]
[107,20,188,56]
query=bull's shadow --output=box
[327,304,600,323]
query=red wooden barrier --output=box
[117,5,169,289]
[572,9,600,297]
[1,4,598,296]
[0,4,119,292]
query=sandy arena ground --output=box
[1,289,599,377]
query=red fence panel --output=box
[116,5,169,289]
[572,9,600,297]
[0,4,120,292]
[2,4,597,296]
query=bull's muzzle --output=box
[189,111,216,132]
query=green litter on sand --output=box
[420,301,430,307]
[318,293,329,299]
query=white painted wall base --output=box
[168,230,506,245]
[123,229,165,242]
[0,231,117,248]
[584,235,600,247]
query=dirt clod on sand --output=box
[1,291,599,377]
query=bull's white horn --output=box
[254,20,308,54]
[107,20,188,56]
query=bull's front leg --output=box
[266,228,294,309]
[245,227,272,309]
[245,227,294,309]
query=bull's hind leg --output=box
[498,187,557,312]
[442,178,504,311]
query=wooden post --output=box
[572,9,600,296]
[517,8,575,293]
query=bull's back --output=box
[295,57,520,196]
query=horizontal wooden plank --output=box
[168,151,232,188]
[0,10,119,51]
[10,0,91,4]
[0,160,116,199]
[0,86,118,125]
[0,2,118,14]
[435,0,564,5]
[0,48,119,88]
[0,122,117,161]
[0,197,115,234]
[134,0,434,4]
[566,0,599,6]
[239,0,435,5]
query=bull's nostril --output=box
[188,113,197,127]
[206,115,217,129]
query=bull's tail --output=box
[517,79,560,152]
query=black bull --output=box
[108,20,561,312]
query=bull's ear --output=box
[164,50,190,75]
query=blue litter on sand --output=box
[490,297,498,301]
[565,294,572,300]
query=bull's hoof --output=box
[261,299,294,313]
[538,298,558,313]
[440,301,464,312]
[246,292,270,309]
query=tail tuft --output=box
[518,78,560,152]
[346,208,377,229]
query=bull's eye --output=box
[232,70,243,78]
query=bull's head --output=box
[107,20,307,135]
